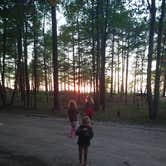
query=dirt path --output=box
[0,112,166,166]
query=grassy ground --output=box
[1,91,166,125]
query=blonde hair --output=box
[86,96,94,104]
[82,116,91,125]
[68,99,78,110]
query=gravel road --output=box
[0,112,166,166]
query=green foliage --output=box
[0,0,165,121]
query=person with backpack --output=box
[76,116,94,166]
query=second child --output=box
[68,99,80,138]
[84,96,95,120]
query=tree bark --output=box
[133,56,138,104]
[153,0,165,118]
[42,6,49,103]
[147,0,156,120]
[95,0,100,110]
[117,39,120,94]
[1,18,7,105]
[163,71,166,97]
[125,40,129,104]
[77,16,81,95]
[72,25,76,94]
[11,2,24,105]
[24,14,30,107]
[33,3,38,110]
[100,0,109,111]
[162,32,166,97]
[51,5,59,111]
[110,31,115,97]
[91,0,96,100]
[121,36,125,95]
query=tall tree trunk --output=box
[114,63,117,93]
[147,0,156,120]
[18,13,24,103]
[162,32,166,97]
[117,39,120,94]
[0,83,6,107]
[11,2,24,105]
[10,49,19,105]
[100,0,108,111]
[95,0,100,110]
[153,0,165,118]
[33,3,38,110]
[133,56,138,104]
[163,71,166,97]
[72,27,76,94]
[125,40,129,104]
[67,53,70,91]
[110,31,115,97]
[77,16,81,95]
[24,14,30,107]
[140,51,145,94]
[1,18,7,105]
[91,0,96,99]
[51,5,59,111]
[42,7,48,103]
[140,51,146,105]
[121,36,125,95]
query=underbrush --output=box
[1,91,166,125]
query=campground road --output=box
[0,112,166,166]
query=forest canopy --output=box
[0,0,166,120]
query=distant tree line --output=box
[0,0,165,120]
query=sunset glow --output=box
[59,83,93,93]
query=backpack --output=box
[80,127,90,137]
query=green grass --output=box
[1,91,166,126]
[94,104,148,122]
[94,101,166,126]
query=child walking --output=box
[76,116,94,166]
[84,96,95,120]
[68,99,80,138]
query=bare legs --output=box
[84,146,88,165]
[79,145,88,166]
[79,145,82,164]
[70,127,76,137]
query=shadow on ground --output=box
[0,147,47,166]
[0,147,77,166]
